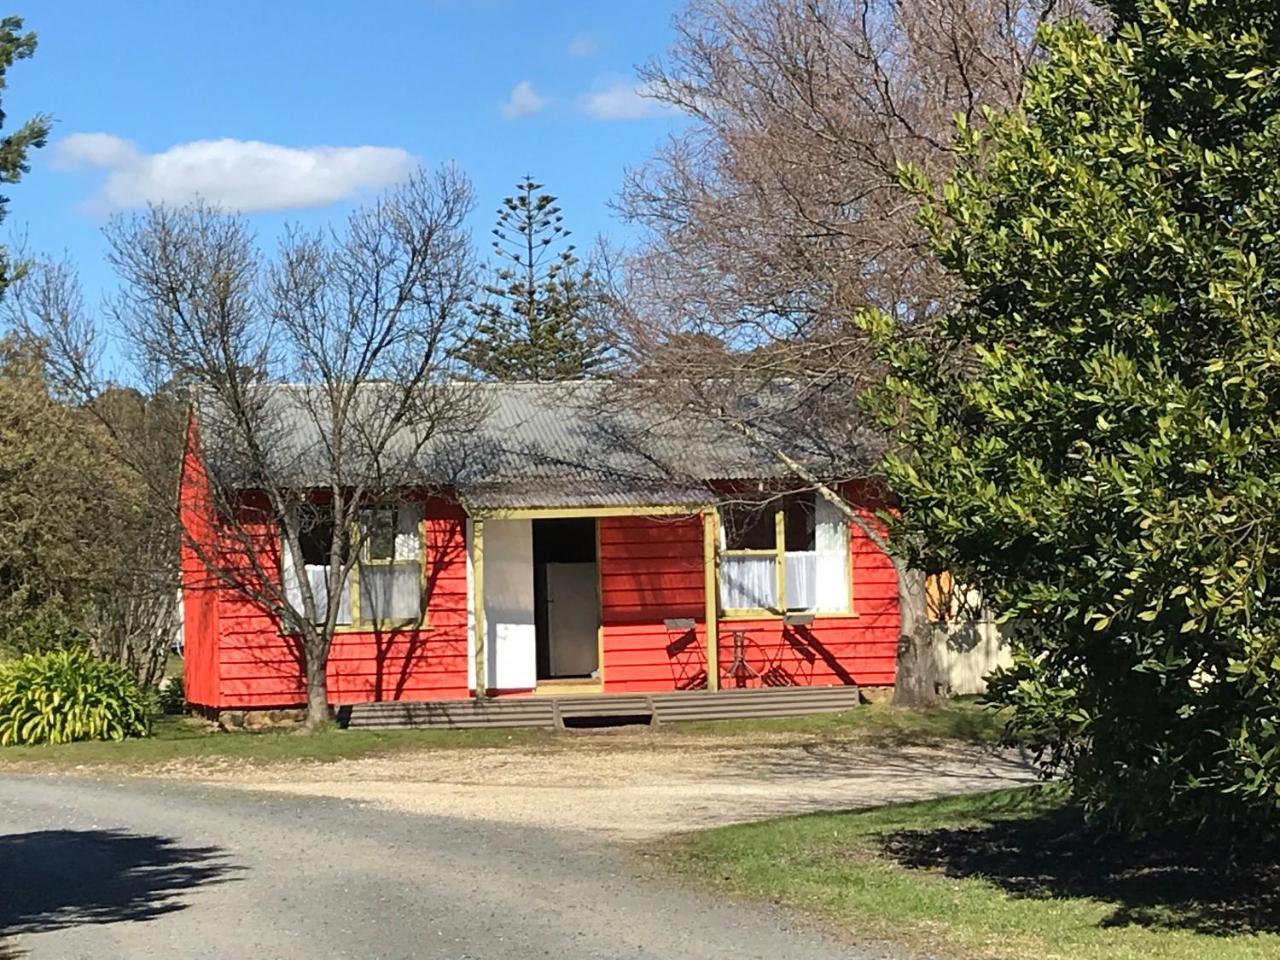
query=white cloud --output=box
[567,32,598,57]
[580,80,675,120]
[52,131,137,169]
[54,133,416,213]
[500,80,546,119]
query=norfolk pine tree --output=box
[457,177,605,380]
[866,0,1280,831]
[0,16,49,291]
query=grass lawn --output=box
[0,699,1002,770]
[663,696,1006,745]
[656,786,1280,960]
[0,716,554,768]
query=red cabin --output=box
[178,383,900,719]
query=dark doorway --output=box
[532,518,599,680]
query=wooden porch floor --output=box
[338,684,861,730]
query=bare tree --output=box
[612,0,1096,704]
[622,0,1092,335]
[83,384,186,689]
[18,164,482,728]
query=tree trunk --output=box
[303,646,332,729]
[891,562,940,706]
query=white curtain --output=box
[720,555,776,609]
[282,555,352,626]
[360,503,424,622]
[815,496,850,612]
[360,563,422,621]
[785,551,817,610]
[393,505,422,560]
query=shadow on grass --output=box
[880,801,1280,936]
[0,829,237,937]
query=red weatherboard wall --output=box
[213,504,470,709]
[714,491,899,689]
[179,417,221,708]
[598,515,710,693]
[179,423,472,709]
[596,495,900,694]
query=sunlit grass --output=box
[655,786,1280,960]
[665,697,1006,745]
[0,715,551,768]
[0,699,1005,769]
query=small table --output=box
[724,628,762,687]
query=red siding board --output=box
[178,416,222,709]
[598,516,709,693]
[181,465,475,708]
[716,617,897,688]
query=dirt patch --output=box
[193,737,1038,840]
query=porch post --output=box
[702,508,720,691]
[473,518,486,698]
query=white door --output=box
[482,519,537,690]
[546,562,599,677]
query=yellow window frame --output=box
[347,505,428,631]
[718,503,787,618]
[717,495,853,620]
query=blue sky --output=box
[4,1,686,306]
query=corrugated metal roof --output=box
[195,380,883,508]
[460,480,714,511]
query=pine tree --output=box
[457,177,605,380]
[0,17,50,293]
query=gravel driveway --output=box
[0,733,1037,958]
[184,734,1037,840]
[2,774,897,960]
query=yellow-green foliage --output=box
[0,648,150,745]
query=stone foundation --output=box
[858,684,895,704]
[217,708,307,732]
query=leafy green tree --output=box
[0,338,144,656]
[0,16,49,292]
[865,0,1280,830]
[457,177,605,380]
[3,255,185,686]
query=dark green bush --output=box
[866,2,1280,830]
[0,648,150,745]
[154,673,186,716]
[0,602,89,658]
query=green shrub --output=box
[0,648,150,745]
[866,4,1280,831]
[0,601,89,658]
[154,673,186,716]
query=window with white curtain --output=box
[812,495,850,612]
[281,502,424,628]
[721,554,777,610]
[357,505,424,624]
[718,492,849,614]
[282,507,352,626]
